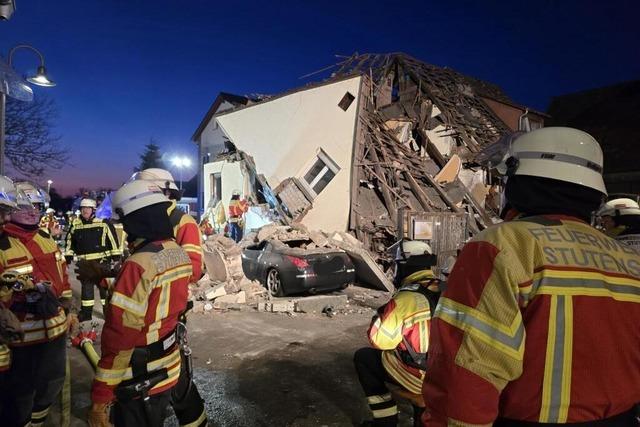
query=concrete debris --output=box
[293,294,348,313]
[205,283,227,301]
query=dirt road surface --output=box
[55,272,418,426]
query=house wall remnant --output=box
[203,159,247,213]
[216,76,363,233]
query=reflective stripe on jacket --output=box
[91,239,192,404]
[65,217,121,259]
[0,224,70,346]
[168,201,203,282]
[423,215,640,425]
[228,199,248,218]
[368,289,431,394]
[0,344,10,371]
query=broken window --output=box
[209,173,222,203]
[302,150,339,198]
[338,91,355,111]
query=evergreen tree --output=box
[135,139,164,171]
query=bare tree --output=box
[4,95,69,176]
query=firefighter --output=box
[39,207,62,238]
[422,127,640,425]
[355,266,439,427]
[0,176,23,392]
[228,189,248,242]
[597,198,640,248]
[0,181,71,427]
[88,180,192,427]
[130,168,207,426]
[65,198,121,321]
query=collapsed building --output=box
[192,53,546,275]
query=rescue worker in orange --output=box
[0,181,71,427]
[0,176,24,411]
[228,189,248,242]
[88,180,193,427]
[129,168,208,426]
[422,127,640,425]
[39,207,62,239]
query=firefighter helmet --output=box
[15,182,49,206]
[598,198,640,217]
[130,168,179,191]
[398,240,432,259]
[0,176,18,210]
[80,198,97,208]
[498,127,607,195]
[112,180,168,219]
[232,189,241,197]
[45,208,55,214]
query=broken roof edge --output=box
[191,91,251,143]
[213,73,364,120]
[480,95,550,119]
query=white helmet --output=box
[130,168,179,191]
[399,240,432,259]
[45,208,55,214]
[598,198,640,217]
[0,176,18,210]
[15,182,49,206]
[80,198,97,208]
[498,127,607,195]
[112,180,169,219]
[232,189,241,197]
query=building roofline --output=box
[191,92,249,143]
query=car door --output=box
[254,241,272,280]
[242,241,267,280]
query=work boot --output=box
[78,309,92,323]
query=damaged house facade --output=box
[193,53,545,267]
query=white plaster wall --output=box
[203,160,246,212]
[216,77,362,232]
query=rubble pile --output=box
[191,234,266,313]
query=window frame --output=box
[300,149,340,199]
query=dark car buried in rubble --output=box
[241,239,356,297]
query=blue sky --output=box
[1,0,637,195]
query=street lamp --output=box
[171,156,191,190]
[0,44,56,175]
[47,179,52,194]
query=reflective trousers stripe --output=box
[540,295,573,423]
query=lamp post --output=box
[46,179,52,194]
[171,156,191,190]
[0,44,56,175]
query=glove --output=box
[88,403,112,427]
[75,260,112,284]
[0,306,24,344]
[66,312,79,336]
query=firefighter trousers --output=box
[171,350,208,426]
[80,280,107,321]
[354,347,406,427]
[0,335,66,427]
[111,389,171,427]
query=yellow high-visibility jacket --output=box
[368,288,432,394]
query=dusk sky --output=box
[1,0,638,196]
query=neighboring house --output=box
[195,53,541,260]
[191,92,251,215]
[547,80,640,194]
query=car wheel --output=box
[266,268,284,297]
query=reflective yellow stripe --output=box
[367,393,392,405]
[539,295,573,423]
[81,300,95,307]
[7,264,33,274]
[435,297,525,361]
[96,347,181,384]
[110,291,147,316]
[31,407,50,419]
[381,351,424,394]
[372,405,398,419]
[533,270,640,303]
[76,253,109,261]
[182,244,202,253]
[181,408,208,427]
[61,290,72,298]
